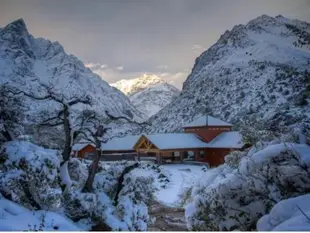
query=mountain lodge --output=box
[72,115,247,167]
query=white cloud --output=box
[156,64,168,70]
[85,62,100,68]
[85,62,108,70]
[116,66,124,71]
[159,71,188,89]
[100,64,108,69]
[191,44,205,54]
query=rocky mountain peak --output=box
[0,19,145,144]
[111,74,167,95]
[3,18,28,34]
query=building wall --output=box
[102,150,136,155]
[195,148,233,167]
[184,126,232,142]
[76,144,97,158]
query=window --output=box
[85,152,95,159]
[173,152,180,157]
[199,150,205,158]
[188,151,194,160]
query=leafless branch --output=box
[296,205,310,221]
[105,110,151,128]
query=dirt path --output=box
[148,201,188,231]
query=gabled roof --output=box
[101,135,141,151]
[207,131,244,149]
[135,133,209,150]
[72,142,95,151]
[184,115,232,128]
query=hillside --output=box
[0,19,144,143]
[147,15,310,134]
[130,83,180,119]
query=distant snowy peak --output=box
[130,83,180,119]
[147,14,310,134]
[110,74,167,95]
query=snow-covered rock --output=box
[257,194,310,231]
[147,15,310,135]
[130,83,180,119]
[111,74,166,96]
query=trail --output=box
[148,201,188,231]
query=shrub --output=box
[185,143,310,231]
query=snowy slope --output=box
[130,83,180,119]
[111,74,166,96]
[257,194,310,231]
[146,15,310,134]
[0,19,144,136]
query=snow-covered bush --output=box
[185,142,310,231]
[115,169,156,231]
[224,150,247,169]
[94,161,136,198]
[67,158,88,189]
[0,141,158,230]
[64,161,157,231]
[0,141,62,210]
[257,194,310,231]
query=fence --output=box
[100,152,137,161]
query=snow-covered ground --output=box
[257,194,310,231]
[155,164,206,207]
[0,196,81,231]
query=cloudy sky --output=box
[1,0,309,88]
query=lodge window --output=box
[199,150,205,158]
[187,151,194,160]
[173,152,180,157]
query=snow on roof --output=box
[143,133,209,150]
[72,142,94,151]
[102,135,140,151]
[184,115,232,128]
[207,131,244,149]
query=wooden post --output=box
[156,152,159,164]
[180,151,184,163]
[194,150,199,161]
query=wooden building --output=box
[72,142,96,159]
[72,115,246,167]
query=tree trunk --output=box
[60,105,72,192]
[62,105,72,161]
[113,163,139,206]
[82,137,101,193]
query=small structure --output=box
[72,142,96,159]
[72,115,247,166]
[100,135,140,161]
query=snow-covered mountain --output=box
[147,15,310,134]
[111,74,166,96]
[0,19,144,138]
[130,83,180,119]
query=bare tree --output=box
[0,84,24,143]
[12,81,92,192]
[76,109,150,193]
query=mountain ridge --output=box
[111,74,177,96]
[0,18,144,143]
[146,14,310,135]
[130,83,180,119]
